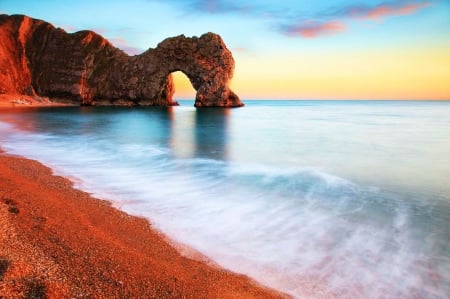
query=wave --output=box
[1,120,448,298]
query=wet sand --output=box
[0,151,287,298]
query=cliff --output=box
[0,14,243,107]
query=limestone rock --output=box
[0,14,243,107]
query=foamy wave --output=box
[1,118,448,299]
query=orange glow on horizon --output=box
[227,45,450,100]
[171,46,450,100]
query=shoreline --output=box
[0,94,77,108]
[0,149,287,298]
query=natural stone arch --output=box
[0,15,243,107]
[138,33,242,107]
[83,32,243,107]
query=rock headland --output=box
[0,14,243,107]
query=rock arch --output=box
[136,33,242,107]
[0,15,243,107]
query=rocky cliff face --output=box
[0,14,243,107]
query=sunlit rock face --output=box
[0,14,243,107]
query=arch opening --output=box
[171,71,196,105]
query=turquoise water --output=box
[1,100,449,298]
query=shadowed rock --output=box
[0,14,243,107]
[0,257,10,279]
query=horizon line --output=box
[174,98,450,101]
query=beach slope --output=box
[0,151,286,298]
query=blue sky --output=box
[2,0,449,99]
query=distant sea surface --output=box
[1,100,449,298]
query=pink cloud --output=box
[279,1,433,39]
[284,21,347,38]
[233,47,247,52]
[347,2,432,20]
[108,37,143,55]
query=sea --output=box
[0,100,449,298]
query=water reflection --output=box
[1,102,449,298]
[0,106,230,162]
[193,109,229,160]
[167,107,196,158]
[168,107,229,160]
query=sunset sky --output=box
[2,0,449,100]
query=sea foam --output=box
[1,102,449,298]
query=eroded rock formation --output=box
[0,14,243,107]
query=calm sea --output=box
[1,100,449,298]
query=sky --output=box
[2,0,450,100]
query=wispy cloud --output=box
[152,0,434,39]
[232,47,247,52]
[281,21,347,38]
[191,0,250,14]
[108,37,144,55]
[333,1,433,21]
[157,0,252,15]
[279,0,433,38]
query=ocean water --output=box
[0,100,449,298]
